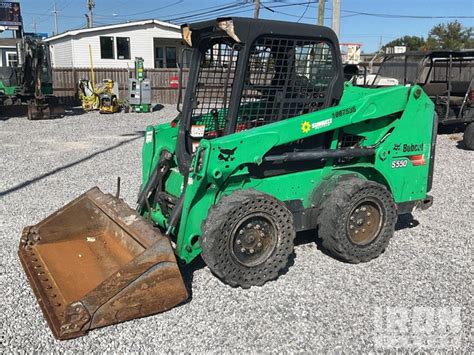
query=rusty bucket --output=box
[18,188,188,340]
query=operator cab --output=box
[176,17,345,172]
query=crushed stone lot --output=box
[0,108,472,352]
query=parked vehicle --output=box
[357,50,474,149]
[19,18,436,339]
[0,37,64,119]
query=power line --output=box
[60,0,76,11]
[261,1,474,19]
[97,1,239,21]
[296,1,310,23]
[176,6,255,23]
[110,0,184,18]
[163,3,252,22]
[159,1,239,19]
[263,6,355,21]
[341,9,474,19]
[180,7,256,23]
[22,0,474,34]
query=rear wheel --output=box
[201,190,295,288]
[317,178,397,263]
[463,122,474,150]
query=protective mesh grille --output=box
[236,37,335,132]
[339,133,364,148]
[191,42,239,138]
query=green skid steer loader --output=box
[19,18,436,340]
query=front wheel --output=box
[317,178,397,263]
[200,190,296,288]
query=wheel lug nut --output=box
[362,228,366,232]
[361,207,366,212]
[241,248,246,253]
[249,248,255,254]
[255,224,260,229]
[367,212,371,217]
[236,239,241,245]
[355,230,359,234]
[247,223,252,228]
[355,208,359,213]
[349,225,354,230]
[257,242,262,248]
[367,221,371,225]
[239,230,244,235]
[350,216,355,221]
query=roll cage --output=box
[176,17,345,173]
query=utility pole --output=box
[318,0,325,26]
[332,0,340,38]
[52,1,59,35]
[87,0,95,28]
[254,0,260,19]
[32,17,37,33]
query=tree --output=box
[383,35,426,51]
[425,21,474,50]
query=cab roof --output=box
[181,17,340,47]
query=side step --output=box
[18,187,188,340]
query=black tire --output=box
[317,178,397,263]
[201,189,295,288]
[463,122,474,150]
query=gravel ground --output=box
[0,108,472,352]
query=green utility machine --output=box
[0,37,64,119]
[19,18,436,340]
[127,57,152,112]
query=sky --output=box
[7,0,474,52]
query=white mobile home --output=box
[0,38,19,67]
[45,19,184,69]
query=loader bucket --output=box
[18,187,188,340]
[27,101,65,120]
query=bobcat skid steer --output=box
[19,18,436,339]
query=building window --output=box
[155,47,164,68]
[100,36,114,59]
[155,46,177,68]
[166,47,177,68]
[116,37,130,60]
[5,51,17,67]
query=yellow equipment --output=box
[98,80,119,114]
